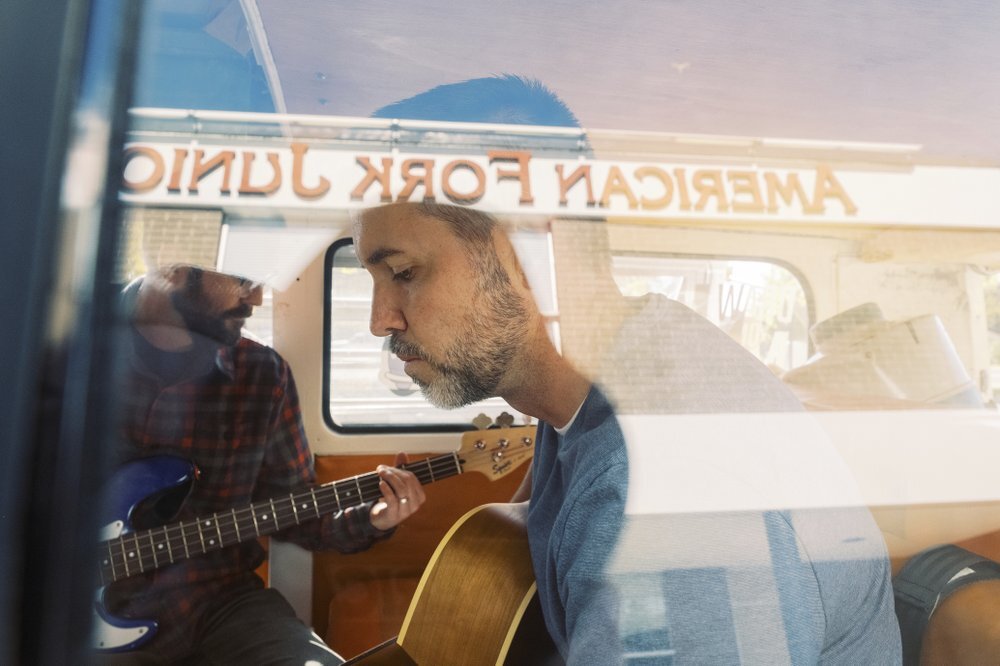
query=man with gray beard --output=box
[358,203,539,411]
[383,225,531,408]
[354,201,901,665]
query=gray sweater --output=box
[526,386,901,664]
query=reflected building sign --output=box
[120,135,1000,229]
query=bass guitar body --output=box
[93,455,196,652]
[347,503,562,666]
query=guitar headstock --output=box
[458,424,536,480]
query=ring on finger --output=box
[400,497,409,505]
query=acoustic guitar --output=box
[345,503,563,666]
[93,426,536,653]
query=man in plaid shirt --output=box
[95,264,426,665]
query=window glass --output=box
[85,1,1000,663]
[133,1,275,112]
[611,255,810,373]
[985,271,1000,404]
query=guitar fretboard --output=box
[98,452,462,585]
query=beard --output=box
[390,266,532,409]
[170,287,251,347]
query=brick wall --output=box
[117,207,223,282]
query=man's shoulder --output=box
[559,388,629,479]
[235,335,279,355]
[227,337,292,379]
[586,386,631,443]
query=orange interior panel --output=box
[312,452,528,660]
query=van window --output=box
[611,255,810,372]
[324,239,534,430]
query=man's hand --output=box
[370,452,426,531]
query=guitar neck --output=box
[98,451,463,585]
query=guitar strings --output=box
[101,452,466,582]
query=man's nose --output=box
[240,283,264,306]
[369,286,406,337]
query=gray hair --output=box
[414,201,498,250]
[414,203,521,295]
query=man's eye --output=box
[392,268,414,282]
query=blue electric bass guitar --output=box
[93,426,535,653]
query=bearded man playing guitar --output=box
[354,201,901,665]
[94,263,425,665]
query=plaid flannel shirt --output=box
[105,329,388,659]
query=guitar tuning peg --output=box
[471,414,493,431]
[495,412,515,429]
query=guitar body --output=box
[348,503,561,665]
[94,455,197,652]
